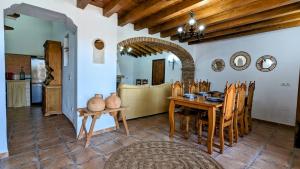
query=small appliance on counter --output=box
[19,66,25,80]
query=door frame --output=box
[4,3,78,128]
[152,59,165,85]
[295,69,300,148]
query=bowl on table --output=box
[183,93,197,99]
[206,97,224,102]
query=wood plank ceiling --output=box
[120,42,166,58]
[77,0,300,45]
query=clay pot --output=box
[87,94,105,111]
[105,93,121,109]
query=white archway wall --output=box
[0,0,196,155]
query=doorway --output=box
[152,59,165,85]
[3,3,78,156]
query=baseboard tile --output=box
[253,118,295,128]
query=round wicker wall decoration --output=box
[211,59,225,72]
[256,55,277,72]
[230,51,251,71]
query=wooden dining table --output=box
[168,96,223,154]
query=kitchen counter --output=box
[6,80,31,107]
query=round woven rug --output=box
[104,141,223,169]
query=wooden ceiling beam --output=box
[205,2,300,34]
[171,10,300,41]
[165,2,300,38]
[131,44,152,55]
[188,20,300,45]
[143,44,163,54]
[77,0,91,9]
[103,0,132,17]
[118,0,181,26]
[130,45,149,56]
[157,0,300,37]
[146,44,164,54]
[150,0,259,34]
[186,12,300,42]
[134,0,210,31]
[130,50,143,57]
[135,43,156,54]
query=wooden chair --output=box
[172,81,194,138]
[197,83,236,153]
[199,80,211,92]
[234,82,247,143]
[244,81,255,134]
[188,81,198,94]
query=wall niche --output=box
[93,39,105,64]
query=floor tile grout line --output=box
[288,149,295,169]
[55,120,78,169]
[244,129,276,169]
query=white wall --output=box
[193,27,300,126]
[5,15,52,56]
[0,9,8,154]
[50,22,78,127]
[118,52,182,85]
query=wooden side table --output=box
[77,107,129,147]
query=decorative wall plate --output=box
[230,51,251,71]
[256,55,277,72]
[211,59,225,72]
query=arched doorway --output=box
[4,3,77,128]
[118,37,195,86]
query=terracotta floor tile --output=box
[0,151,38,169]
[249,158,287,169]
[77,156,106,169]
[92,140,123,155]
[3,107,298,169]
[71,147,101,164]
[40,154,75,169]
[39,143,69,161]
[216,155,247,169]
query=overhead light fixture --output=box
[177,11,205,42]
[127,47,132,53]
[119,46,134,56]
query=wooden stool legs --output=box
[110,110,129,136]
[78,108,130,148]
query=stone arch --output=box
[118,37,195,85]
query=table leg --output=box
[78,116,88,140]
[85,115,99,148]
[169,100,175,138]
[120,110,129,136]
[207,107,216,154]
[110,111,120,129]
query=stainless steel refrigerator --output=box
[31,57,46,104]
